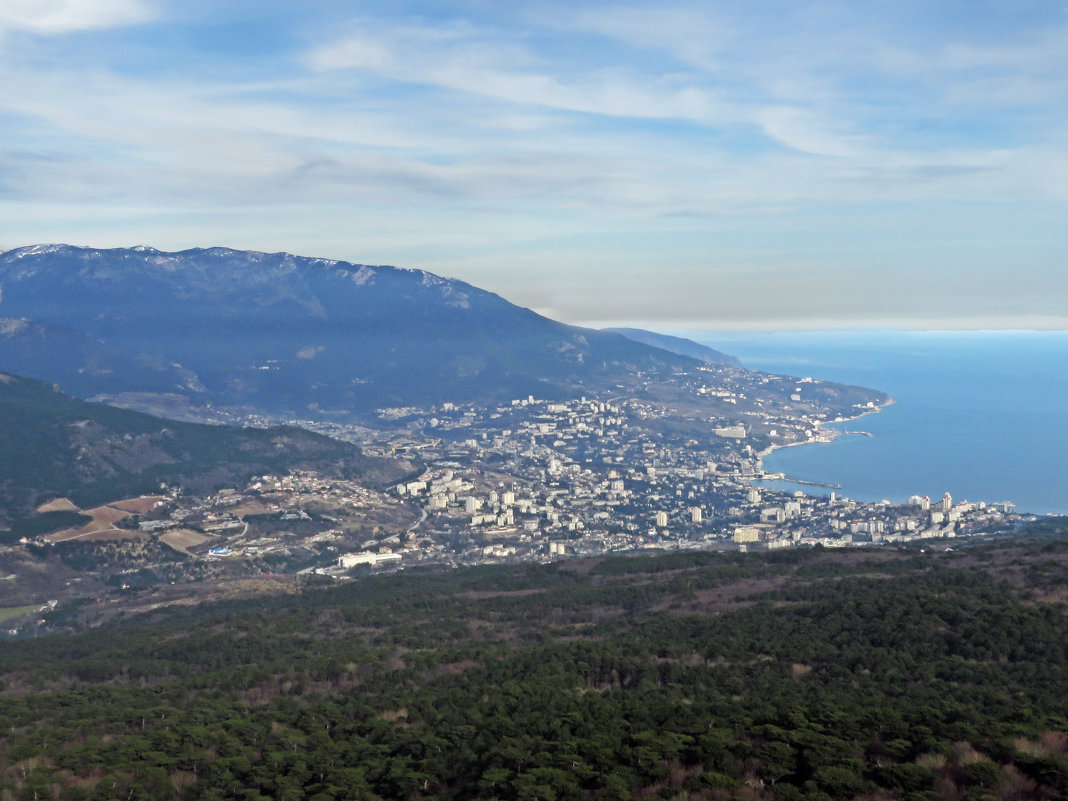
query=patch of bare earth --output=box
[108,496,167,514]
[36,498,80,513]
[44,503,139,542]
[160,529,212,556]
[231,501,273,518]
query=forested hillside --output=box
[2,537,1067,800]
[0,373,408,520]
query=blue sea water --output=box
[676,330,1068,516]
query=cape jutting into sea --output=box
[679,330,1068,516]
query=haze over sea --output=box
[676,330,1068,516]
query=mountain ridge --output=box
[603,327,740,366]
[0,244,700,419]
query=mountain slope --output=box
[0,245,697,418]
[0,316,198,397]
[0,372,408,520]
[603,327,740,366]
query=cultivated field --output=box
[44,503,140,543]
[35,497,80,513]
[160,528,212,555]
[108,496,167,514]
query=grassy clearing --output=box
[0,605,40,623]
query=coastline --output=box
[694,330,1067,515]
[754,398,895,494]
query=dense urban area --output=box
[3,362,1028,636]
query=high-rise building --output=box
[733,526,760,543]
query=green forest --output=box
[2,537,1067,801]
[0,373,406,521]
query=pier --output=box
[762,472,842,489]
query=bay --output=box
[673,330,1068,516]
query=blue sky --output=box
[1,0,1066,329]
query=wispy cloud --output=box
[543,5,730,72]
[306,18,728,124]
[0,0,155,35]
[0,1,1065,328]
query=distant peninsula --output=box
[604,327,741,366]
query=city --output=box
[22,362,1020,601]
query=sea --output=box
[672,330,1068,516]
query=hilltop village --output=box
[47,364,1021,581]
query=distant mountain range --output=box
[0,245,729,419]
[603,328,740,367]
[0,371,408,520]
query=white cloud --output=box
[939,29,1068,74]
[0,1,1066,328]
[755,106,867,159]
[0,0,155,34]
[556,5,728,71]
[306,19,728,124]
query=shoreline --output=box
[694,330,1066,516]
[754,398,895,495]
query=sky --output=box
[1,0,1066,330]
